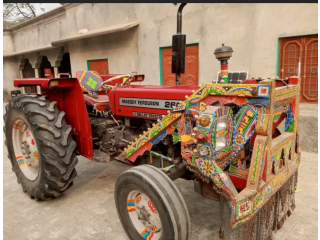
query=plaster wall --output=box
[3,32,15,53]
[7,3,137,53]
[3,57,19,101]
[68,27,139,77]
[3,3,318,88]
[134,3,318,85]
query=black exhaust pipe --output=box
[172,3,187,85]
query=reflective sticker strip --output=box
[16,156,25,167]
[127,199,135,212]
[33,151,39,160]
[13,121,22,130]
[148,200,158,214]
[141,229,154,240]
[216,128,228,137]
[120,97,180,110]
[132,112,162,119]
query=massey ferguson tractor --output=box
[4,3,300,240]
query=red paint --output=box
[109,85,199,119]
[14,78,51,89]
[241,79,258,84]
[197,133,207,142]
[44,69,54,78]
[14,73,198,159]
[83,95,109,106]
[228,174,247,190]
[148,201,158,213]
[14,77,93,159]
[31,139,35,145]
[221,64,228,70]
[262,151,268,182]
[275,80,286,88]
[288,76,298,85]
[44,79,93,160]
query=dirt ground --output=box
[3,143,318,240]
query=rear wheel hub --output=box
[12,119,40,181]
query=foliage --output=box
[3,3,43,29]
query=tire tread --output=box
[4,95,78,200]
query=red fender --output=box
[14,78,93,160]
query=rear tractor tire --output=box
[4,95,78,200]
[115,164,191,240]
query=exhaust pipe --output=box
[172,3,187,85]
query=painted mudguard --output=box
[14,78,93,160]
[118,77,301,228]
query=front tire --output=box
[115,164,191,240]
[4,95,78,200]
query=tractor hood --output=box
[109,85,199,120]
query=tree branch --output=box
[15,3,31,19]
[26,3,36,17]
[3,6,17,21]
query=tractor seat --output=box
[76,71,110,115]
[83,94,109,106]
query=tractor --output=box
[4,3,300,240]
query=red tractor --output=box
[4,4,300,240]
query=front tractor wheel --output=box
[115,165,191,240]
[4,95,78,200]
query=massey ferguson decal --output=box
[120,97,180,109]
[132,112,162,119]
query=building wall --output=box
[3,3,318,90]
[68,27,139,77]
[134,3,318,85]
[3,57,19,100]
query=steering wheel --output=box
[102,72,136,88]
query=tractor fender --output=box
[14,77,93,160]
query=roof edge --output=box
[51,21,139,47]
[4,5,66,32]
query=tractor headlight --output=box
[217,122,227,129]
[215,115,230,151]
[199,146,209,156]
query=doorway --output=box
[278,35,318,103]
[58,53,72,77]
[160,44,199,86]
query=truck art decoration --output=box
[4,3,300,240]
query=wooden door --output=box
[88,59,109,75]
[161,45,199,86]
[279,35,318,103]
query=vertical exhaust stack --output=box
[172,3,187,85]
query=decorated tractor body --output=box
[4,3,300,240]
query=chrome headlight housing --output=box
[215,115,231,151]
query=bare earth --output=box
[3,105,318,240]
